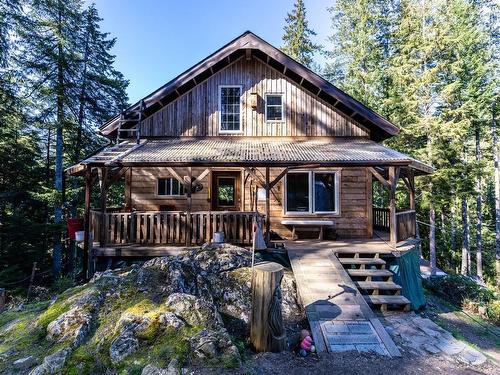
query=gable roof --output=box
[100,31,399,142]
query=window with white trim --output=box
[157,177,184,196]
[219,86,241,132]
[265,93,284,122]
[285,171,339,214]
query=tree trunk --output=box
[429,205,436,276]
[53,1,64,279]
[450,190,456,252]
[493,101,500,285]
[461,195,470,276]
[475,127,483,280]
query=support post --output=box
[83,166,92,280]
[265,167,270,244]
[99,167,108,247]
[366,168,373,238]
[408,169,415,210]
[389,166,398,245]
[250,262,286,352]
[186,166,192,246]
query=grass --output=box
[424,288,500,361]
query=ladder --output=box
[116,100,145,144]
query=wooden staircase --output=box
[335,248,410,312]
[85,141,146,165]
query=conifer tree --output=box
[325,0,393,110]
[281,0,321,69]
[18,0,84,279]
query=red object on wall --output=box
[67,218,83,240]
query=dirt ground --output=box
[195,350,497,375]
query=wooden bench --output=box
[281,219,334,240]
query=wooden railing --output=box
[373,207,390,231]
[372,207,416,243]
[90,210,262,246]
[396,210,416,242]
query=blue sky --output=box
[93,0,332,103]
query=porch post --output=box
[366,168,373,238]
[83,166,92,280]
[186,166,192,246]
[408,169,415,210]
[265,167,270,244]
[99,167,108,247]
[389,166,398,245]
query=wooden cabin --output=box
[67,32,432,276]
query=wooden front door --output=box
[212,171,241,211]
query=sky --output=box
[92,0,332,103]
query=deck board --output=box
[93,244,194,257]
[286,239,401,357]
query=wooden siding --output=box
[127,166,371,238]
[139,57,369,138]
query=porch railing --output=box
[90,210,262,246]
[395,210,416,242]
[373,207,417,243]
[373,207,390,231]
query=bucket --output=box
[75,231,85,242]
[213,231,225,243]
[67,218,83,240]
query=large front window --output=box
[219,86,241,132]
[285,171,339,214]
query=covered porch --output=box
[66,137,431,278]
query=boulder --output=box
[29,348,71,375]
[13,356,38,371]
[109,331,139,363]
[212,267,301,324]
[141,359,180,375]
[189,329,240,365]
[46,289,103,347]
[158,312,186,330]
[165,293,222,329]
[194,243,252,275]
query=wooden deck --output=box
[92,244,192,257]
[286,239,401,357]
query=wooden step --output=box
[364,294,410,306]
[355,281,402,291]
[339,258,386,266]
[347,269,393,278]
[334,248,391,255]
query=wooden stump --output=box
[250,261,287,352]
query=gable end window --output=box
[265,93,284,122]
[157,177,184,196]
[219,85,242,132]
[285,171,339,214]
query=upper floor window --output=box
[265,93,284,122]
[158,177,184,196]
[219,85,241,133]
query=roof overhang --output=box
[66,137,433,176]
[99,31,400,142]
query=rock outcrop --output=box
[0,243,302,374]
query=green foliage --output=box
[0,0,128,286]
[424,275,495,305]
[326,0,499,282]
[281,0,321,69]
[424,274,499,323]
